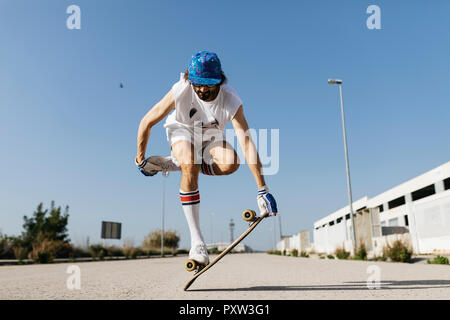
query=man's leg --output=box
[171,140,209,265]
[201,140,240,176]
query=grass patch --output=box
[334,247,350,260]
[353,243,368,261]
[427,255,449,265]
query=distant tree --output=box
[21,201,70,250]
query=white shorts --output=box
[165,124,227,164]
[166,124,226,146]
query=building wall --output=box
[372,233,412,257]
[313,220,353,254]
[408,190,450,254]
[312,161,450,255]
[206,242,250,253]
[354,208,381,251]
[276,230,311,253]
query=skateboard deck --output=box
[183,209,267,291]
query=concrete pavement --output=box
[1,253,449,299]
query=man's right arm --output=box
[136,89,175,164]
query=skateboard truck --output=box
[185,259,208,273]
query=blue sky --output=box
[1,1,449,251]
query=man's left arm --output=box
[232,105,278,216]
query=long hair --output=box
[184,69,227,85]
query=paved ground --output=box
[1,253,450,299]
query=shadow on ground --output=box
[188,280,450,292]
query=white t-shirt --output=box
[164,73,242,131]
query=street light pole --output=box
[210,212,215,245]
[328,79,357,254]
[161,171,169,257]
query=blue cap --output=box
[187,51,223,86]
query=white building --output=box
[206,242,252,253]
[313,161,450,255]
[276,230,311,253]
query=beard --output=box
[195,86,220,101]
[197,91,211,101]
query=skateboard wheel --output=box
[242,209,256,222]
[185,259,197,272]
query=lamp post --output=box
[229,219,235,243]
[328,79,357,254]
[161,170,169,257]
[210,212,215,245]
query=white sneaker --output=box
[189,243,209,266]
[147,155,180,173]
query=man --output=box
[135,50,277,267]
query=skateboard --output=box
[183,209,267,291]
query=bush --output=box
[327,254,335,259]
[122,246,145,259]
[291,249,299,257]
[427,255,449,265]
[300,251,309,258]
[142,229,180,252]
[89,244,107,260]
[354,243,368,261]
[266,250,282,255]
[122,246,138,259]
[382,240,412,263]
[208,247,220,255]
[13,247,28,262]
[71,247,91,258]
[335,247,350,260]
[28,238,59,263]
[0,234,15,259]
[54,242,74,259]
[106,246,125,257]
[144,249,160,256]
[371,255,387,262]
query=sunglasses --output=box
[191,83,218,88]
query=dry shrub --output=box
[142,229,180,254]
[28,238,59,263]
[382,239,412,263]
[13,247,28,261]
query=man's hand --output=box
[257,186,278,217]
[135,157,161,177]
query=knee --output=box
[171,140,196,166]
[216,162,240,175]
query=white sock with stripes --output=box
[179,189,204,247]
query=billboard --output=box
[101,221,122,240]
